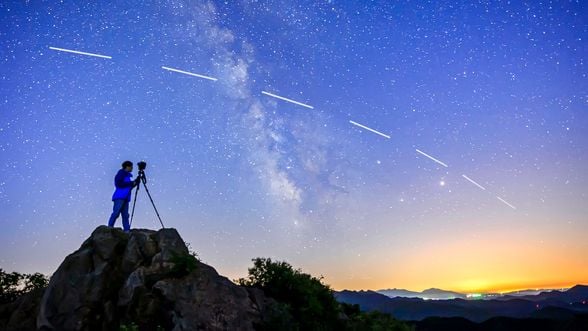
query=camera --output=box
[137,161,147,171]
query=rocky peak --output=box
[35,226,267,331]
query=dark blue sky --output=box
[1,1,587,292]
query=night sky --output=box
[1,1,587,293]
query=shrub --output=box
[238,258,413,331]
[119,322,163,331]
[0,268,49,304]
[169,250,199,277]
[342,303,413,331]
[238,258,343,330]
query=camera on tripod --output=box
[136,161,147,181]
[130,160,165,229]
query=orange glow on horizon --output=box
[450,281,586,294]
[322,223,588,294]
[328,278,588,294]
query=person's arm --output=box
[114,171,134,188]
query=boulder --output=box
[34,225,265,330]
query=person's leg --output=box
[108,200,124,227]
[121,200,130,232]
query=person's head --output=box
[122,160,133,172]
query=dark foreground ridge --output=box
[3,226,272,330]
[2,226,412,331]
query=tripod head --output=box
[137,161,147,183]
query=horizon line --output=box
[334,282,587,294]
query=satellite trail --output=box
[161,66,218,81]
[261,91,314,109]
[462,174,486,191]
[47,43,519,213]
[415,149,448,168]
[48,47,112,59]
[497,196,517,210]
[349,120,391,139]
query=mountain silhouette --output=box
[378,288,466,300]
[336,286,588,323]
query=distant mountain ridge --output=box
[377,286,574,300]
[336,285,588,323]
[378,288,466,300]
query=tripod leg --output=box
[141,182,165,229]
[129,184,140,227]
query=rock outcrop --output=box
[31,226,269,331]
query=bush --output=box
[169,250,199,277]
[342,303,413,331]
[119,322,138,331]
[238,258,413,331]
[238,258,342,330]
[0,268,49,305]
[119,322,163,331]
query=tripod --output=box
[130,169,165,229]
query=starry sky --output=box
[1,1,587,293]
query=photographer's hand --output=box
[134,177,141,187]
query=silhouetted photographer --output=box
[108,160,164,231]
[107,161,140,232]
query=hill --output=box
[336,287,588,323]
[377,288,466,300]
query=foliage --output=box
[119,322,138,331]
[0,268,49,305]
[238,258,412,331]
[342,303,414,331]
[238,257,341,330]
[169,249,199,277]
[119,321,164,331]
[185,242,199,260]
[256,301,297,331]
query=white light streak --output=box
[161,66,218,81]
[349,120,391,139]
[497,196,517,210]
[48,46,112,59]
[261,91,314,109]
[415,149,448,168]
[462,174,486,191]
